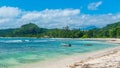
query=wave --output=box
[0,39,55,43]
[0,40,23,43]
[25,40,29,42]
[22,40,30,42]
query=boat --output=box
[61,43,72,47]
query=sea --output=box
[0,38,119,68]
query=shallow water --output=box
[0,38,119,68]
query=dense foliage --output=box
[0,22,120,38]
[89,22,120,38]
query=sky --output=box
[0,0,120,29]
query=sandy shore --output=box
[15,38,120,68]
[70,38,120,68]
[70,47,120,68]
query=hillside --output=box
[0,22,119,38]
[0,29,15,37]
[13,23,47,37]
[103,22,120,29]
[97,22,120,38]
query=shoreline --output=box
[0,37,119,39]
[14,38,120,68]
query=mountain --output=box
[13,23,47,37]
[14,23,40,36]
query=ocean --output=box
[0,38,119,68]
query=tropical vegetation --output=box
[0,22,120,38]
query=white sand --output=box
[15,38,120,68]
[70,46,120,68]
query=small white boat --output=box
[61,43,72,47]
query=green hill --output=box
[0,22,120,38]
[101,22,120,38]
[103,22,120,29]
[91,22,120,38]
[13,23,47,37]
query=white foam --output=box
[24,40,30,42]
[4,40,23,43]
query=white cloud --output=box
[88,1,102,10]
[21,9,80,19]
[0,6,120,29]
[19,9,80,28]
[0,6,21,18]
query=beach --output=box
[14,38,120,68]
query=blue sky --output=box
[0,0,120,29]
[0,0,119,14]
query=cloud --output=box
[88,1,102,10]
[0,6,120,29]
[19,9,80,28]
[0,6,21,18]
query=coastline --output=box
[14,38,120,68]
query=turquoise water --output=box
[0,38,119,68]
